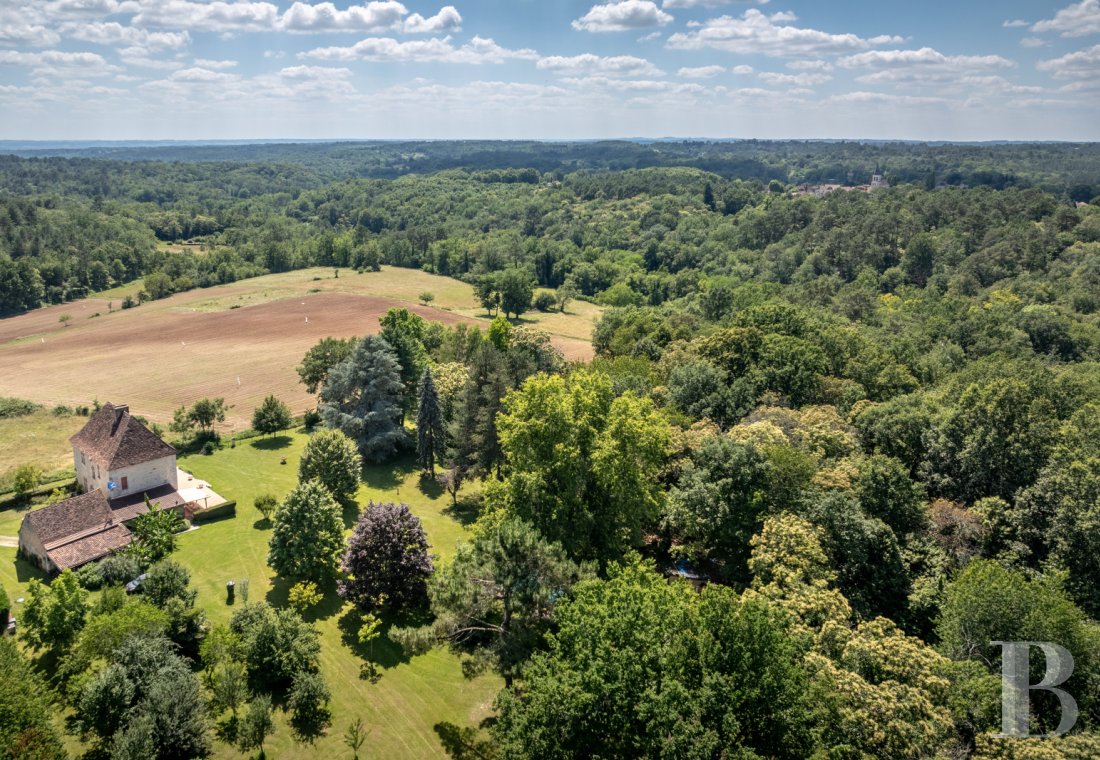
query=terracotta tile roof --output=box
[70,402,176,470]
[24,490,115,546]
[109,484,186,522]
[48,524,132,571]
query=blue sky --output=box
[0,0,1097,140]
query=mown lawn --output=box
[176,428,498,759]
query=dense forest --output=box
[3,141,1100,758]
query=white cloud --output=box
[1020,37,1047,48]
[732,64,753,74]
[1032,0,1100,37]
[0,11,61,47]
[637,31,662,42]
[278,1,406,33]
[169,66,240,84]
[836,48,1019,94]
[118,46,185,68]
[194,58,238,69]
[666,9,903,57]
[786,59,832,71]
[279,64,352,79]
[828,91,950,107]
[677,64,725,78]
[63,22,189,51]
[303,35,538,64]
[1038,43,1100,80]
[44,0,138,17]
[263,50,286,59]
[838,48,1015,70]
[403,6,462,34]
[663,0,768,6]
[0,49,119,77]
[132,1,279,32]
[758,71,831,86]
[1002,19,1029,28]
[538,53,663,77]
[572,1,673,33]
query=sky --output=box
[0,0,1098,141]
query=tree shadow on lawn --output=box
[442,496,481,527]
[249,435,293,451]
[336,604,432,675]
[341,499,361,530]
[417,473,444,499]
[265,576,345,624]
[361,452,419,492]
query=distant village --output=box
[794,174,890,197]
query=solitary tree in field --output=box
[418,291,434,306]
[319,335,406,463]
[339,501,433,612]
[498,267,533,319]
[12,463,42,498]
[268,480,345,582]
[59,313,72,327]
[416,367,445,476]
[252,395,293,437]
[298,428,362,503]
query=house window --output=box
[121,476,128,490]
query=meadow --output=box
[0,267,598,432]
[0,427,501,759]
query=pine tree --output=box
[416,367,445,476]
[319,335,406,463]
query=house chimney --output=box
[114,404,129,422]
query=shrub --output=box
[201,441,216,456]
[303,409,321,429]
[288,581,322,614]
[254,494,278,523]
[0,397,40,418]
[534,292,557,312]
[53,405,73,416]
[99,553,142,586]
[76,563,105,590]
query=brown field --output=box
[0,267,596,432]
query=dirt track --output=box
[0,290,592,429]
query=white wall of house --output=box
[72,447,177,499]
[74,444,104,494]
[108,455,178,499]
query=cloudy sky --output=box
[0,0,1097,141]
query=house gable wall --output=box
[107,455,177,499]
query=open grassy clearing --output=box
[0,410,83,488]
[0,267,598,431]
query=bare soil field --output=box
[0,267,596,431]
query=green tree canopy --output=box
[268,479,346,582]
[319,334,406,462]
[298,428,362,503]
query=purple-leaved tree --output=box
[339,501,433,612]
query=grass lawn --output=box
[175,428,499,759]
[0,410,82,489]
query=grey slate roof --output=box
[70,402,176,470]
